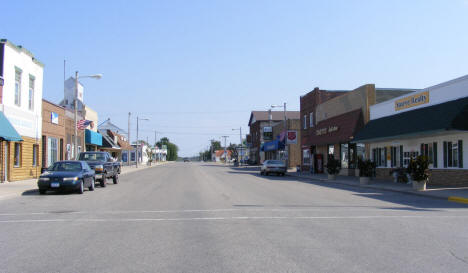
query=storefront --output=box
[261,139,284,161]
[85,129,102,151]
[0,112,23,182]
[42,100,66,169]
[305,109,365,175]
[354,75,468,186]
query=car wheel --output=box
[77,180,84,194]
[39,189,46,194]
[113,174,119,184]
[100,173,107,187]
[89,177,95,191]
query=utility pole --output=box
[221,136,229,164]
[154,130,157,147]
[128,112,131,166]
[136,116,149,168]
[74,71,79,160]
[136,116,139,168]
[283,102,288,171]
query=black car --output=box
[78,152,120,187]
[37,161,95,194]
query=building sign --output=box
[286,131,297,144]
[395,91,430,111]
[263,126,273,141]
[316,126,339,136]
[51,112,59,124]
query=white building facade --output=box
[0,39,43,181]
[354,75,468,186]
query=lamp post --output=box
[271,103,287,169]
[74,71,102,159]
[135,116,149,168]
[221,135,229,164]
[232,127,242,165]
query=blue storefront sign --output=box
[85,129,103,146]
[261,139,284,152]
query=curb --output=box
[448,196,468,204]
[286,173,460,203]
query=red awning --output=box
[305,109,364,146]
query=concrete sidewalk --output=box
[288,171,468,205]
[0,161,172,201]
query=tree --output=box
[210,140,222,151]
[227,143,239,161]
[155,137,178,161]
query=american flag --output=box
[77,119,93,130]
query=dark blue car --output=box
[37,161,95,194]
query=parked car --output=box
[260,160,287,176]
[78,151,120,187]
[37,161,95,194]
[183,158,190,162]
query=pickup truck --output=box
[78,151,121,187]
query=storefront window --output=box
[328,144,334,156]
[356,143,365,159]
[14,143,21,167]
[32,144,38,166]
[303,149,310,164]
[421,143,437,167]
[48,137,58,167]
[340,143,348,169]
[444,140,462,168]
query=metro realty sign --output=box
[395,91,430,111]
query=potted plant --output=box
[326,157,341,180]
[407,155,431,191]
[389,168,409,184]
[358,158,375,185]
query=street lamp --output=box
[271,103,288,169]
[135,116,149,168]
[232,127,243,165]
[74,71,102,159]
[221,136,229,164]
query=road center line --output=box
[1,215,468,223]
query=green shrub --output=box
[326,157,341,175]
[358,158,376,177]
[407,155,431,182]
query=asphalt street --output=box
[1,162,468,273]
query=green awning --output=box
[0,112,22,141]
[354,97,468,143]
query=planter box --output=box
[360,177,370,185]
[328,174,336,180]
[412,180,426,191]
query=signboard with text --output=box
[395,91,430,111]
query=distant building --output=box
[247,110,300,164]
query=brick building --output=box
[41,99,66,168]
[300,85,415,175]
[248,110,300,164]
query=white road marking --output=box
[0,206,455,217]
[1,215,468,223]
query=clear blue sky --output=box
[2,0,468,156]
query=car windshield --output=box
[268,160,284,165]
[48,162,82,172]
[80,153,105,161]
